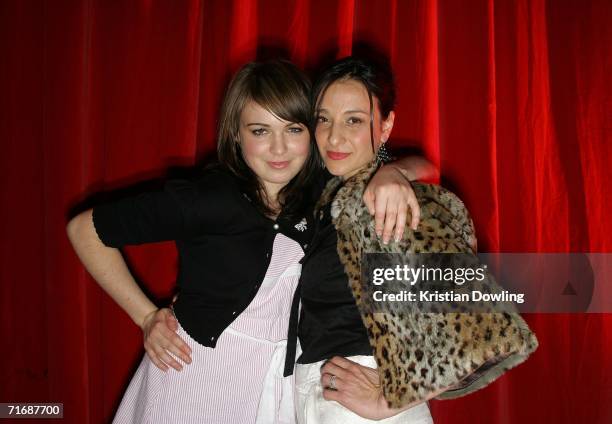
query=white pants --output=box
[294,355,433,424]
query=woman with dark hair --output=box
[67,59,431,423]
[291,56,538,423]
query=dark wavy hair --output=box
[311,55,396,153]
[217,60,320,218]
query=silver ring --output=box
[329,374,337,390]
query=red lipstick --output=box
[326,151,351,160]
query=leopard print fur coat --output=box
[315,160,538,408]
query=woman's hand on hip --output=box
[320,356,398,420]
[142,308,192,372]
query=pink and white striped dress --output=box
[113,234,304,424]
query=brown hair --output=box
[217,60,320,218]
[312,55,396,154]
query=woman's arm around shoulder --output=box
[363,155,439,244]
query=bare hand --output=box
[141,308,192,372]
[320,356,397,421]
[364,165,420,243]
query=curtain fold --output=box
[1,0,610,422]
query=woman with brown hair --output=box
[292,55,537,423]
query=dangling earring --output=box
[376,141,392,163]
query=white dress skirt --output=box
[295,355,434,424]
[113,234,304,424]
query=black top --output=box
[283,183,372,376]
[92,166,316,348]
[298,199,372,362]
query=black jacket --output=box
[92,167,316,347]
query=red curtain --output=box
[1,1,610,422]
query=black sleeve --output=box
[91,172,231,247]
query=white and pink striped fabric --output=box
[113,234,304,424]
